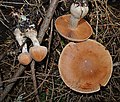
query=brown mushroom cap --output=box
[58,39,113,93]
[29,46,47,62]
[55,14,93,41]
[18,52,32,65]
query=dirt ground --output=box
[0,0,120,102]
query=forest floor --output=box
[0,0,120,102]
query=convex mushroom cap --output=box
[17,42,32,65]
[58,39,113,93]
[18,52,32,65]
[29,46,47,62]
[55,3,92,41]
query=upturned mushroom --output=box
[58,39,113,93]
[14,28,32,65]
[55,1,93,41]
[25,29,47,62]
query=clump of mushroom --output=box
[55,0,113,94]
[14,28,32,65]
[25,29,47,62]
[55,0,92,41]
[58,39,113,93]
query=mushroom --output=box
[55,1,92,41]
[18,43,32,65]
[14,28,32,65]
[58,39,113,93]
[25,29,47,62]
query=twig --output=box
[0,10,9,23]
[0,70,3,95]
[0,18,9,29]
[50,76,54,102]
[0,65,26,102]
[108,6,120,20]
[23,69,51,100]
[0,76,30,84]
[0,42,14,61]
[1,1,25,5]
[113,62,120,67]
[31,61,40,102]
[0,4,14,8]
[94,0,99,40]
[45,19,53,74]
[24,0,36,6]
[45,19,54,101]
[38,0,59,44]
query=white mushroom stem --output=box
[22,39,28,53]
[70,15,80,29]
[14,28,24,46]
[70,3,89,28]
[14,28,28,53]
[30,36,40,46]
[25,29,40,46]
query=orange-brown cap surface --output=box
[55,14,93,41]
[29,46,47,62]
[18,52,32,65]
[58,39,113,93]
